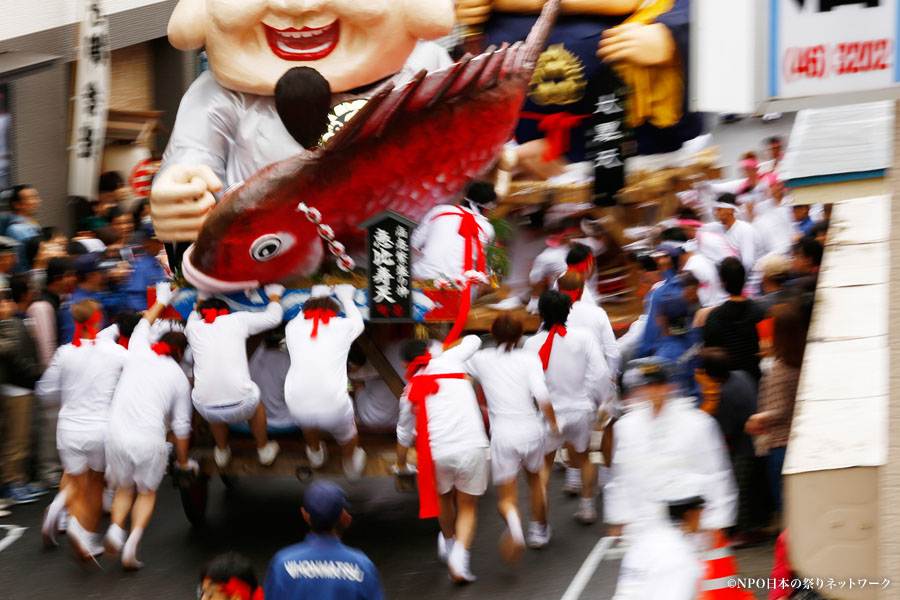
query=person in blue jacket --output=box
[119,225,168,313]
[636,242,684,359]
[264,481,383,600]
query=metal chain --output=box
[296,202,356,272]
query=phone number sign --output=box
[772,0,900,98]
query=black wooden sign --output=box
[584,65,635,207]
[360,210,417,322]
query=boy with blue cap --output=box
[264,481,383,600]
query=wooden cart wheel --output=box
[178,473,209,526]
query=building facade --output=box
[0,0,194,232]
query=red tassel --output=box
[520,111,590,162]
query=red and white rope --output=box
[296,202,356,272]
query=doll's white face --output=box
[192,0,452,94]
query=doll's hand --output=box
[456,0,493,25]
[598,22,676,67]
[150,164,222,242]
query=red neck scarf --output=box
[304,308,336,338]
[118,336,129,350]
[201,308,228,323]
[407,371,467,519]
[520,111,590,162]
[151,341,172,357]
[217,577,263,600]
[433,208,486,347]
[538,324,567,370]
[72,310,102,347]
[404,351,433,380]
[560,287,582,305]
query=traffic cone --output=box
[699,531,754,599]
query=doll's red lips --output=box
[263,21,340,61]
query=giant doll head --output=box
[168,0,455,95]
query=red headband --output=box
[218,577,263,600]
[72,309,102,347]
[201,308,229,323]
[567,254,594,275]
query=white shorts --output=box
[196,395,259,424]
[434,447,489,496]
[57,428,106,475]
[105,435,168,494]
[292,403,358,446]
[544,410,596,454]
[490,425,546,485]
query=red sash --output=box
[407,372,467,519]
[432,208,486,346]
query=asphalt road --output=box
[0,467,775,600]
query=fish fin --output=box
[320,0,560,155]
[476,43,509,90]
[324,82,395,153]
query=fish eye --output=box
[250,234,291,262]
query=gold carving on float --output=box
[319,98,369,144]
[528,44,587,106]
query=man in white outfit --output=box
[185,285,285,468]
[604,357,737,542]
[396,336,489,583]
[411,182,495,281]
[556,270,619,495]
[466,314,558,559]
[712,193,759,283]
[612,481,707,600]
[35,299,129,562]
[284,285,367,480]
[103,283,194,570]
[523,291,607,524]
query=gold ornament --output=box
[528,44,587,106]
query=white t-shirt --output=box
[723,219,760,276]
[185,302,284,406]
[465,347,550,436]
[567,300,622,375]
[396,336,489,460]
[523,327,606,414]
[35,338,128,432]
[249,345,294,429]
[107,320,193,440]
[682,253,728,308]
[604,398,737,532]
[284,299,364,418]
[411,204,494,280]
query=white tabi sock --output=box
[505,509,525,545]
[122,527,145,569]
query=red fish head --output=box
[182,172,324,293]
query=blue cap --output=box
[75,252,102,276]
[303,481,349,530]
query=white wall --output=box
[1,0,169,41]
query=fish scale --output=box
[183,0,561,293]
